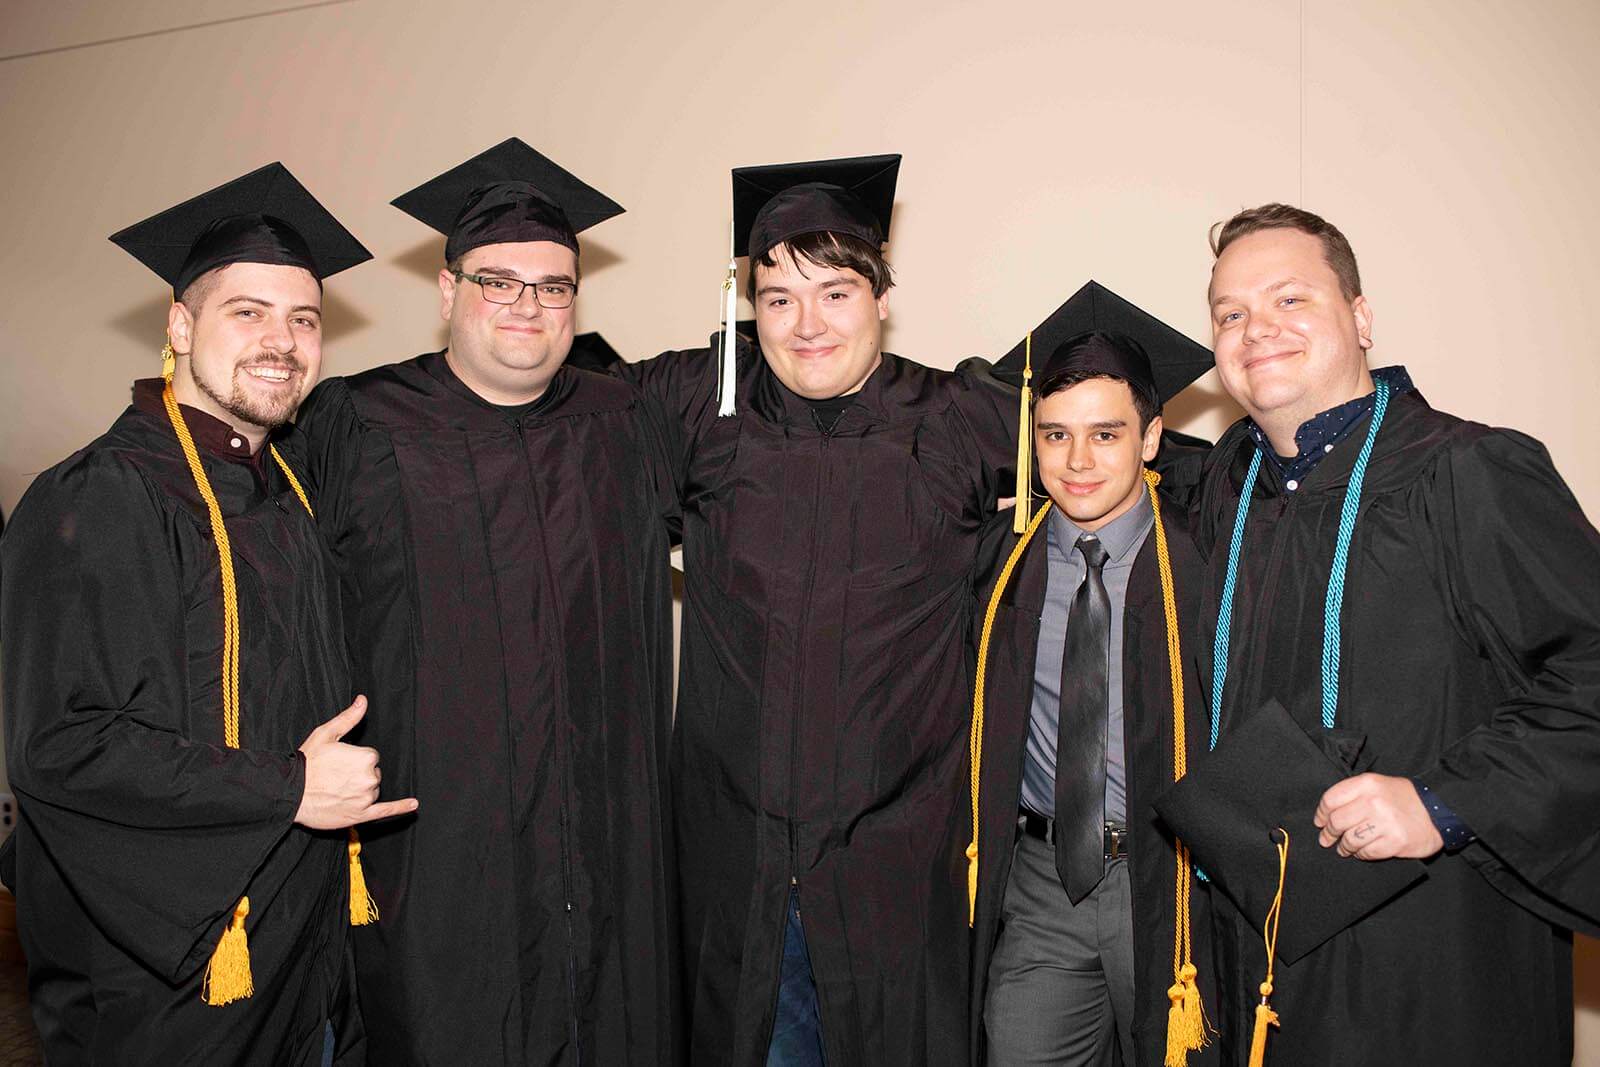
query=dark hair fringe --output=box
[747,230,895,301]
[1035,369,1161,431]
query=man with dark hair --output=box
[292,139,679,1066]
[619,154,1015,1067]
[968,318,1216,1067]
[2,164,407,1065]
[1164,203,1600,1064]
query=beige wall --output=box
[2,0,1597,1056]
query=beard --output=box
[193,354,306,431]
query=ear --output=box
[167,301,196,356]
[1141,414,1164,464]
[1351,294,1374,351]
[439,268,459,323]
[876,287,890,322]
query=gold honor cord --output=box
[1146,469,1209,1066]
[967,472,1210,1065]
[968,501,1052,925]
[159,344,374,1008]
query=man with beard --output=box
[619,155,1016,1067]
[1,163,409,1066]
[292,139,679,1066]
[1158,204,1600,1065]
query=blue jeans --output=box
[766,889,826,1067]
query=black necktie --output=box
[1055,534,1110,903]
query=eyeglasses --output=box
[453,271,577,308]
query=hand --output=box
[294,696,418,830]
[1314,772,1443,861]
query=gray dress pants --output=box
[983,834,1134,1067]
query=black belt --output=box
[1019,810,1130,861]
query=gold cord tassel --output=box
[1012,334,1034,534]
[1149,471,1210,1065]
[968,502,1052,924]
[202,897,254,1005]
[161,339,176,382]
[347,829,378,925]
[1247,829,1290,1067]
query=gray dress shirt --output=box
[1018,490,1154,827]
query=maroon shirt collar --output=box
[131,378,271,483]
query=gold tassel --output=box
[968,503,1052,925]
[1247,829,1290,1067]
[161,340,176,383]
[1165,961,1206,1066]
[1247,988,1279,1067]
[1012,333,1034,534]
[202,897,254,1006]
[348,829,378,925]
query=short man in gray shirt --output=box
[968,316,1217,1067]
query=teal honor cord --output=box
[1209,378,1394,747]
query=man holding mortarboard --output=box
[291,139,679,1066]
[1156,204,1600,1065]
[1,163,410,1065]
[968,294,1219,1067]
[618,155,1016,1067]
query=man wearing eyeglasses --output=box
[291,140,680,1067]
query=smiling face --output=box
[1208,228,1375,441]
[167,261,323,449]
[439,239,578,405]
[1033,376,1162,532]
[753,243,889,400]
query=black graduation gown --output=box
[0,404,356,1066]
[968,500,1219,1067]
[1192,389,1600,1065]
[291,355,679,1067]
[620,338,1015,1067]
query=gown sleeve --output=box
[949,356,1020,509]
[612,341,726,540]
[1413,427,1600,933]
[1,455,305,982]
[290,376,363,544]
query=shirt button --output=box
[230,436,243,449]
[1324,444,1334,453]
[1286,479,1299,491]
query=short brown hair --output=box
[1210,203,1362,299]
[747,230,895,301]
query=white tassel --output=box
[717,219,739,417]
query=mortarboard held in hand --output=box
[1154,698,1428,965]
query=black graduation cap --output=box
[997,280,1213,405]
[732,154,899,260]
[109,162,372,300]
[565,331,622,373]
[1153,699,1428,964]
[391,138,624,263]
